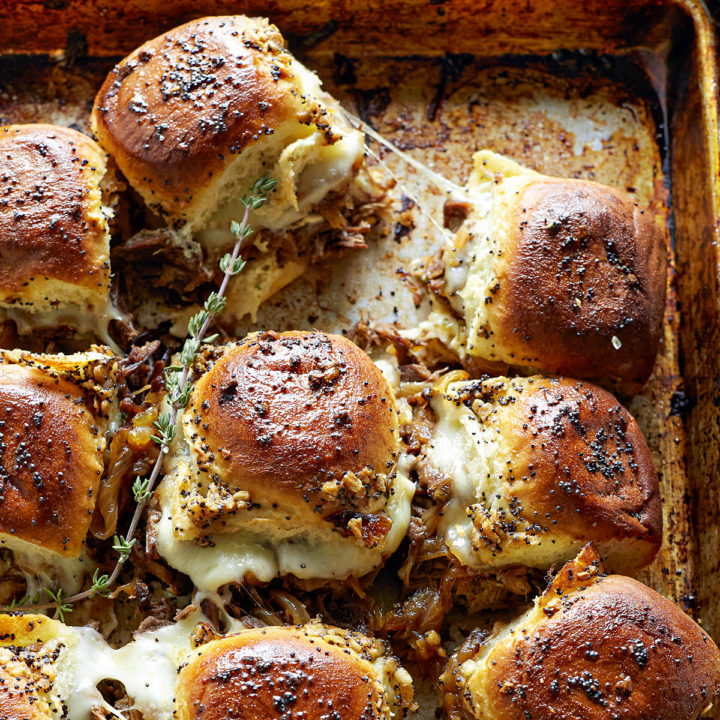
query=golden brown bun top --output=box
[478,547,720,720]
[0,362,104,555]
[0,612,67,647]
[185,331,399,518]
[492,178,666,384]
[461,375,661,571]
[175,625,393,720]
[0,613,70,720]
[92,15,330,223]
[0,124,110,302]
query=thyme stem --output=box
[4,176,276,617]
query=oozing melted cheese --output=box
[153,351,415,591]
[428,379,589,571]
[18,609,213,720]
[0,299,124,351]
[183,60,365,325]
[198,129,365,245]
[0,348,121,594]
[19,605,410,720]
[193,61,365,251]
[411,150,539,359]
[427,385,503,570]
[0,535,90,596]
[155,459,415,592]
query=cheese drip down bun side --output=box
[427,374,661,575]
[424,150,667,386]
[154,331,415,591]
[0,125,117,338]
[0,613,127,720]
[441,546,720,720]
[91,16,365,271]
[0,348,119,593]
[175,624,414,720]
[0,613,413,720]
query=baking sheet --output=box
[0,0,718,713]
[0,40,693,617]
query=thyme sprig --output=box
[4,175,277,619]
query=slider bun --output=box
[0,348,117,559]
[0,124,112,320]
[175,624,413,720]
[185,331,399,520]
[451,151,666,385]
[0,613,77,720]
[0,364,103,556]
[0,611,71,647]
[156,331,414,589]
[451,546,720,720]
[91,15,364,238]
[430,375,661,573]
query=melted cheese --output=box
[185,62,365,324]
[0,348,120,594]
[427,386,502,570]
[0,185,121,347]
[12,611,209,720]
[193,60,365,250]
[199,130,364,246]
[155,462,415,592]
[409,150,540,359]
[0,299,124,351]
[428,379,583,570]
[4,599,411,720]
[153,351,415,591]
[0,535,90,596]
[17,603,406,720]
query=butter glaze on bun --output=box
[442,546,720,720]
[0,124,113,333]
[0,364,102,556]
[91,15,365,241]
[435,151,667,385]
[428,374,661,574]
[176,624,414,720]
[155,331,414,591]
[187,330,399,518]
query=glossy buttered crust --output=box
[0,612,67,647]
[175,625,405,720]
[488,179,666,384]
[471,558,720,720]
[0,614,69,720]
[0,360,107,556]
[0,124,111,311]
[482,376,660,570]
[185,331,399,518]
[91,15,330,224]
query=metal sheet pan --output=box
[0,0,718,712]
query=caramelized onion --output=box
[91,429,133,540]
